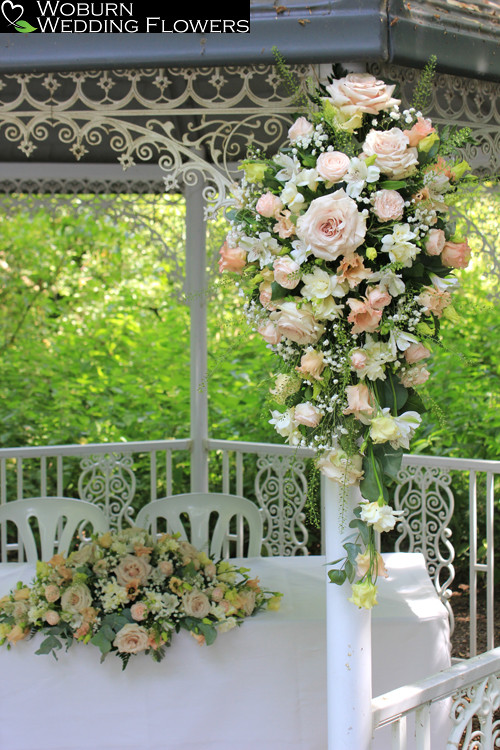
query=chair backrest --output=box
[135,492,263,558]
[0,497,109,562]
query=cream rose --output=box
[362,128,418,179]
[369,415,400,444]
[114,555,152,587]
[113,623,150,654]
[296,189,366,261]
[317,448,364,485]
[325,73,400,115]
[372,189,405,222]
[316,151,350,186]
[60,583,92,614]
[360,502,402,533]
[183,590,211,619]
[272,301,325,345]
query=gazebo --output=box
[0,2,499,747]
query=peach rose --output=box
[273,256,300,289]
[404,343,431,364]
[372,189,405,222]
[294,402,323,428]
[113,623,150,654]
[288,116,314,143]
[204,562,217,579]
[296,189,366,261]
[362,128,418,179]
[403,117,435,147]
[218,241,247,274]
[44,610,60,626]
[347,297,382,334]
[256,191,283,218]
[60,583,92,614]
[366,285,392,311]
[441,240,471,269]
[325,73,399,115]
[158,560,174,576]
[343,384,374,423]
[183,590,211,619]
[425,228,446,256]
[190,632,206,646]
[114,555,152,588]
[296,349,326,380]
[6,625,29,644]
[337,253,372,289]
[44,585,61,603]
[257,320,281,346]
[130,602,147,622]
[272,302,325,345]
[316,151,350,185]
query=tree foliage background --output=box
[0,186,497,576]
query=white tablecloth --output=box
[0,553,451,750]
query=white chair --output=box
[0,497,109,562]
[135,492,263,558]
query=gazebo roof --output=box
[0,0,498,80]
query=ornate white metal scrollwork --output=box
[447,672,500,749]
[393,465,455,624]
[255,454,309,556]
[78,453,136,529]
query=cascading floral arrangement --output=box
[219,62,475,609]
[0,528,281,669]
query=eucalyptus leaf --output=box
[328,569,347,585]
[349,518,370,546]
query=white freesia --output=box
[280,180,307,213]
[290,239,310,266]
[296,168,320,191]
[274,152,301,182]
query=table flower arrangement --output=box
[219,61,475,608]
[0,527,281,669]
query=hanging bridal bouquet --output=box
[219,62,475,608]
[0,528,281,669]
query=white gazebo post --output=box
[184,177,209,492]
[323,476,373,749]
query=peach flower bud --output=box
[6,625,29,644]
[288,116,314,143]
[273,256,300,289]
[45,610,60,626]
[441,240,471,269]
[256,192,283,218]
[404,343,431,364]
[294,402,323,428]
[355,550,388,578]
[425,228,446,256]
[296,349,326,380]
[399,365,430,388]
[403,117,435,147]
[259,281,278,311]
[218,241,247,274]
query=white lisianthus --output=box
[381,223,419,267]
[344,157,380,198]
[311,297,345,321]
[296,168,320,192]
[391,411,422,450]
[317,448,364,485]
[300,266,348,300]
[360,502,403,533]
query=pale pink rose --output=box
[273,256,301,289]
[218,241,247,274]
[204,562,217,579]
[272,302,325,345]
[273,210,296,239]
[256,192,283,218]
[372,189,405,222]
[211,587,224,602]
[183,590,211,619]
[288,116,314,143]
[425,228,446,256]
[404,343,431,364]
[350,349,368,371]
[337,254,372,289]
[325,73,400,115]
[403,117,435,147]
[130,602,147,621]
[441,240,471,269]
[294,402,323,428]
[113,623,150,654]
[362,128,418,179]
[399,365,430,388]
[44,584,61,603]
[296,189,366,261]
[45,610,60,626]
[316,151,351,185]
[343,384,374,422]
[158,560,174,576]
[347,297,382,334]
[114,555,152,587]
[295,349,326,380]
[257,320,281,346]
[418,287,452,318]
[366,285,392,310]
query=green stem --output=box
[369,441,385,505]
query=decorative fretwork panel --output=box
[78,453,136,530]
[447,672,500,749]
[393,465,455,624]
[255,454,309,556]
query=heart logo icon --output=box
[1,0,24,26]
